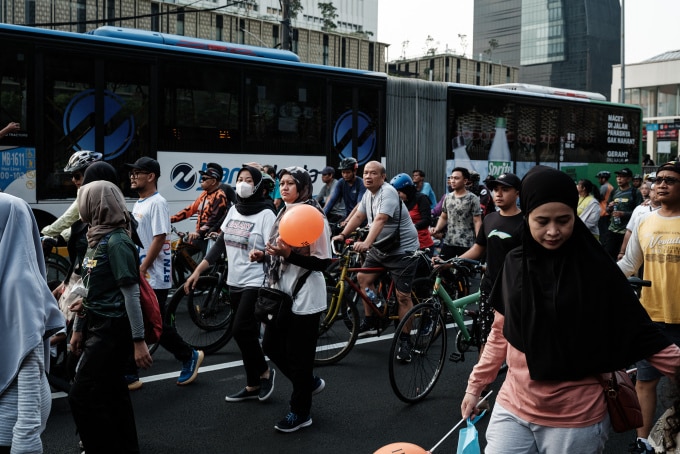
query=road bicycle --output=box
[164,247,233,354]
[315,235,433,366]
[388,257,484,403]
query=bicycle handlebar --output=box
[627,276,651,288]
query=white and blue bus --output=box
[0,24,643,229]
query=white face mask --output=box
[236,181,254,199]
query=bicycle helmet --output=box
[338,157,358,171]
[64,150,103,173]
[596,170,611,179]
[260,172,275,193]
[469,170,481,183]
[390,173,415,191]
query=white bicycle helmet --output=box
[64,150,103,173]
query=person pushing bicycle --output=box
[332,161,420,362]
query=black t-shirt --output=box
[475,211,524,292]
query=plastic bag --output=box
[456,411,486,454]
[58,274,86,321]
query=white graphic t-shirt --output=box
[221,208,276,288]
[132,192,172,289]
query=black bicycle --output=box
[164,253,234,354]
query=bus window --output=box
[245,71,325,156]
[41,51,96,201]
[159,60,240,154]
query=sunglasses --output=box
[129,171,150,179]
[71,172,83,180]
[655,176,680,186]
[200,176,216,182]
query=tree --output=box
[318,2,338,31]
[483,38,499,60]
[288,0,303,20]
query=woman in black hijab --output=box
[460,166,680,453]
[255,166,332,433]
[185,165,277,402]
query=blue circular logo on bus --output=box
[333,110,376,165]
[62,89,135,160]
[171,163,197,191]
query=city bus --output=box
[0,23,643,229]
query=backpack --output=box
[138,272,162,344]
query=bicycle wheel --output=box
[389,300,447,403]
[314,284,359,366]
[165,276,233,354]
[45,253,70,288]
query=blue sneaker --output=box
[177,350,204,385]
[274,412,312,433]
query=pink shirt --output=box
[466,314,680,428]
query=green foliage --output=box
[289,0,303,19]
[318,2,338,31]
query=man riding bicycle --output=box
[332,161,420,362]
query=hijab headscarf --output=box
[268,166,324,284]
[78,180,131,247]
[234,165,276,216]
[491,165,669,381]
[70,161,120,242]
[0,194,65,394]
[82,161,118,186]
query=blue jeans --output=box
[485,403,610,454]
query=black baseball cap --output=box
[125,157,161,177]
[615,167,633,177]
[199,162,223,180]
[321,166,335,175]
[487,173,521,191]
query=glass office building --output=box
[473,0,620,99]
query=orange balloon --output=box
[373,442,428,454]
[278,204,325,247]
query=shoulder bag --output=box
[372,199,403,254]
[598,370,643,433]
[138,272,163,344]
[255,270,312,326]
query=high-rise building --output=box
[473,0,621,99]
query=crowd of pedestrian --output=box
[7,145,680,454]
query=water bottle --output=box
[365,288,383,308]
[613,203,621,226]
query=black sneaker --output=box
[357,316,378,338]
[396,336,413,363]
[274,412,312,433]
[628,439,653,454]
[258,368,275,402]
[225,387,259,402]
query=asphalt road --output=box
[43,330,668,453]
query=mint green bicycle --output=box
[388,257,484,403]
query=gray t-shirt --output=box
[358,182,419,254]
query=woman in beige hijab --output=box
[68,181,151,454]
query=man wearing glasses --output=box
[127,156,204,388]
[619,161,680,454]
[170,162,230,250]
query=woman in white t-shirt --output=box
[185,165,277,402]
[255,166,332,433]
